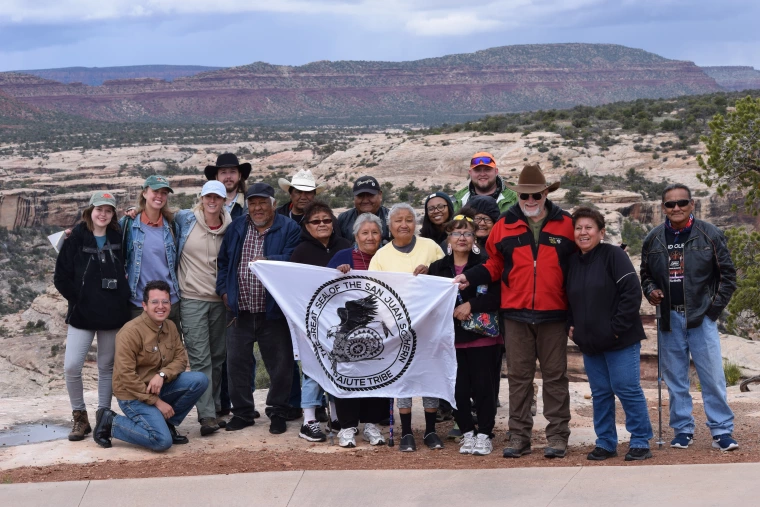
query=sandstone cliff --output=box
[701,66,760,92]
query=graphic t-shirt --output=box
[665,229,690,307]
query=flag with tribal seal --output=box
[250,261,458,404]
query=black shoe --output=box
[328,420,341,432]
[298,420,325,441]
[399,434,416,452]
[216,408,231,417]
[270,415,287,435]
[253,409,261,419]
[503,438,532,458]
[587,447,618,461]
[285,407,303,421]
[625,448,653,461]
[216,418,227,429]
[423,432,444,450]
[315,406,329,423]
[93,408,115,448]
[225,416,255,431]
[200,418,220,436]
[167,423,189,444]
[378,417,390,427]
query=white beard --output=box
[521,204,543,217]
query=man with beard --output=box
[454,164,575,460]
[276,169,325,225]
[453,152,518,213]
[205,154,252,220]
[336,176,391,243]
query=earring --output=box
[446,243,453,256]
[472,243,480,254]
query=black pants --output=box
[226,311,293,421]
[333,397,389,429]
[454,345,500,435]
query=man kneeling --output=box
[93,280,208,451]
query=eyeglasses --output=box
[307,218,333,225]
[148,299,170,306]
[474,216,493,224]
[471,156,494,166]
[663,199,691,209]
[427,204,448,213]
[449,231,475,239]
[520,192,544,201]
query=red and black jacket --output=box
[465,200,576,324]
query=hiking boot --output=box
[670,433,693,449]
[712,434,739,452]
[448,423,463,440]
[338,427,358,448]
[459,431,476,454]
[625,447,653,461]
[315,406,329,423]
[399,434,416,452]
[225,416,254,431]
[93,408,115,448]
[423,432,444,450]
[200,417,220,436]
[167,423,189,444]
[363,423,385,445]
[299,420,326,442]
[503,436,531,458]
[544,438,568,458]
[68,410,92,441]
[472,433,493,456]
[587,447,618,461]
[269,415,287,435]
[216,417,227,429]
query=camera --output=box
[102,279,118,290]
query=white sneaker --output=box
[338,427,358,448]
[459,430,476,454]
[363,423,385,445]
[472,433,492,456]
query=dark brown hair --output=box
[302,200,337,225]
[82,205,119,232]
[572,206,605,230]
[443,208,477,233]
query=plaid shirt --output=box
[237,215,269,313]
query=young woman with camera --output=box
[54,191,131,442]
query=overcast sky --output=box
[1,0,758,72]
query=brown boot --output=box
[68,410,92,441]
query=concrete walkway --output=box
[3,463,759,506]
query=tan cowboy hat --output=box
[506,164,560,194]
[278,169,326,194]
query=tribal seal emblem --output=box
[305,275,416,391]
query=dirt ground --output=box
[3,396,759,484]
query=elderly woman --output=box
[290,201,352,443]
[54,191,130,441]
[326,213,389,448]
[420,191,454,245]
[566,207,652,461]
[119,175,181,331]
[429,210,501,456]
[174,180,233,437]
[369,203,445,451]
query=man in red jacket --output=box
[454,164,576,459]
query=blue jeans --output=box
[583,342,652,451]
[112,372,208,452]
[301,373,324,409]
[660,311,734,436]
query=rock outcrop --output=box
[701,66,760,92]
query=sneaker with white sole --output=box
[459,431,476,454]
[712,433,739,452]
[472,433,493,456]
[670,433,693,449]
[299,420,326,442]
[363,423,385,445]
[338,427,358,448]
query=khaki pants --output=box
[504,319,570,442]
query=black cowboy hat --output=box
[204,153,252,181]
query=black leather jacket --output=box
[640,219,736,331]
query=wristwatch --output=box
[158,371,166,379]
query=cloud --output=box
[405,11,502,36]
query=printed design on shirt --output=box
[667,241,685,283]
[305,275,416,391]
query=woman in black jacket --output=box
[53,191,131,442]
[420,191,454,245]
[566,207,653,462]
[428,210,501,456]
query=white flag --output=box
[250,261,458,405]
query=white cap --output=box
[201,180,227,198]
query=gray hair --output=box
[352,212,383,238]
[387,203,417,228]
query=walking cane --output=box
[388,399,395,447]
[656,304,665,449]
[325,394,335,446]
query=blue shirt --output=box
[130,225,179,307]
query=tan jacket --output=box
[112,312,187,405]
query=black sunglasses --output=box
[307,218,333,225]
[519,192,543,201]
[663,199,691,209]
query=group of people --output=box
[54,150,739,459]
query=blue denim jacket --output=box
[175,209,197,262]
[119,213,180,301]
